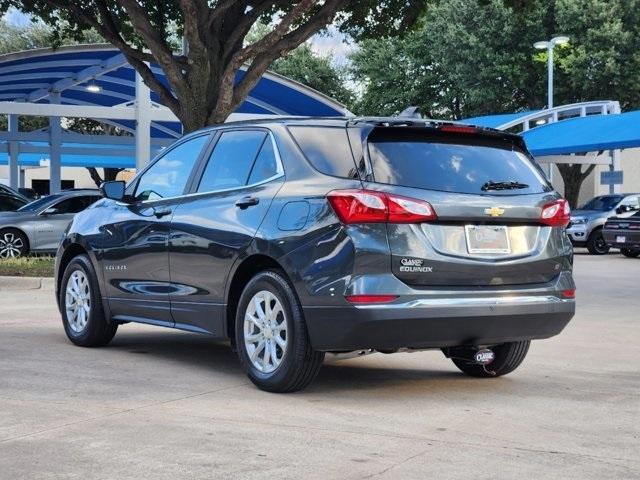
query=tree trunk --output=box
[557,163,597,209]
[86,167,124,188]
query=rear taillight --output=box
[561,289,576,299]
[327,189,437,224]
[540,199,570,227]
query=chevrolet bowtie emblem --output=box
[484,207,506,217]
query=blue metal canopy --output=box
[521,110,640,156]
[0,44,350,169]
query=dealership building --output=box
[1,44,639,205]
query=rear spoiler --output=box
[347,118,528,152]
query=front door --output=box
[35,194,101,250]
[102,133,210,324]
[169,129,284,335]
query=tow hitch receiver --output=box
[474,348,495,366]
[474,348,496,376]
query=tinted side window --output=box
[134,135,208,201]
[197,131,266,192]
[247,137,279,184]
[288,126,359,179]
[53,195,100,214]
[0,196,24,211]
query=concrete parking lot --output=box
[0,253,638,479]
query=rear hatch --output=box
[361,125,565,287]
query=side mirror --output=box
[42,207,59,215]
[616,205,630,214]
[100,181,126,201]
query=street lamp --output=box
[534,36,569,109]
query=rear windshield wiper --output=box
[481,180,529,191]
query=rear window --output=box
[288,126,359,179]
[368,129,551,195]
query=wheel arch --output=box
[225,254,293,341]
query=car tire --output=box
[449,341,530,378]
[60,255,117,347]
[621,248,640,258]
[587,230,610,255]
[586,230,609,255]
[0,228,29,258]
[235,270,324,393]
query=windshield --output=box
[579,195,623,211]
[17,194,62,212]
[367,129,551,195]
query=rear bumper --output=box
[603,230,640,248]
[304,290,575,352]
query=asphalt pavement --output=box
[0,253,638,479]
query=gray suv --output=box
[55,118,576,392]
[567,194,640,254]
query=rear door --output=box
[362,126,565,287]
[168,129,284,335]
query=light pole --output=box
[534,36,569,109]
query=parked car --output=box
[0,183,28,202]
[603,211,640,258]
[55,118,575,392]
[0,192,28,212]
[566,194,640,254]
[0,189,101,259]
[0,183,40,201]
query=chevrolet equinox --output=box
[55,117,576,392]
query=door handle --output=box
[235,197,259,209]
[153,207,172,218]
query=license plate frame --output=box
[465,225,511,254]
[616,235,626,244]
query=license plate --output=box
[465,225,511,254]
[616,235,626,243]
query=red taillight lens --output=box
[561,289,576,299]
[345,294,399,304]
[540,199,570,227]
[327,189,437,224]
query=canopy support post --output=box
[49,92,62,194]
[609,149,622,195]
[8,114,19,190]
[135,71,151,171]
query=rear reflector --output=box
[327,189,437,224]
[345,294,399,304]
[561,289,576,299]
[540,199,571,227]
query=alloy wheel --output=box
[243,290,288,374]
[0,232,25,258]
[65,270,92,333]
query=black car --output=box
[55,117,575,392]
[0,192,27,212]
[603,212,640,258]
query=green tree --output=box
[350,0,640,206]
[271,45,353,107]
[1,1,427,132]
